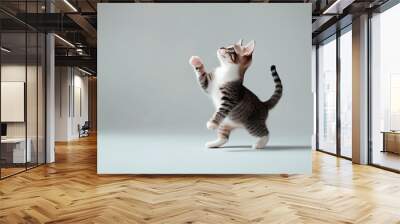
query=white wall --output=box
[55,67,89,141]
[1,65,41,138]
[1,66,26,135]
[71,73,89,138]
[55,66,69,141]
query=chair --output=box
[79,121,90,138]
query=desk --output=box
[1,138,31,163]
[382,131,400,154]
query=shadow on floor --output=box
[220,145,310,152]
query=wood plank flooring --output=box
[1,135,400,223]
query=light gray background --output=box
[98,3,312,174]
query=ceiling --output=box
[0,0,391,74]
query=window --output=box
[318,36,337,154]
[371,3,400,171]
[340,28,352,158]
[316,26,353,159]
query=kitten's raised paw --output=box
[189,56,203,68]
[206,121,218,130]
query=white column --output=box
[352,14,369,164]
[46,33,55,163]
[45,0,56,163]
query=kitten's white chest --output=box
[208,66,242,128]
[209,66,239,108]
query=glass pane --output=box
[340,29,352,158]
[38,33,46,165]
[371,4,400,171]
[318,37,337,154]
[0,1,46,178]
[1,32,27,177]
[27,31,38,169]
[26,0,40,170]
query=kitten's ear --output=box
[236,39,243,46]
[233,44,242,54]
[243,40,255,56]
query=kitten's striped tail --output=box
[264,65,283,110]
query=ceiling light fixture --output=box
[78,67,93,76]
[76,48,85,55]
[1,47,11,53]
[322,0,355,15]
[323,0,343,14]
[63,0,78,12]
[54,34,75,48]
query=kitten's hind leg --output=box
[253,135,269,149]
[206,125,232,148]
[245,123,270,149]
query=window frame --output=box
[315,24,353,161]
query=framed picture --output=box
[98,3,312,174]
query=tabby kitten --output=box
[189,39,283,149]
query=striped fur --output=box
[264,65,283,109]
[210,81,244,125]
[194,65,209,91]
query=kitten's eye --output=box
[226,47,234,53]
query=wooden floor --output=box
[0,167,26,178]
[373,151,400,171]
[1,135,400,224]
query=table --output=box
[1,138,31,163]
[381,131,400,154]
